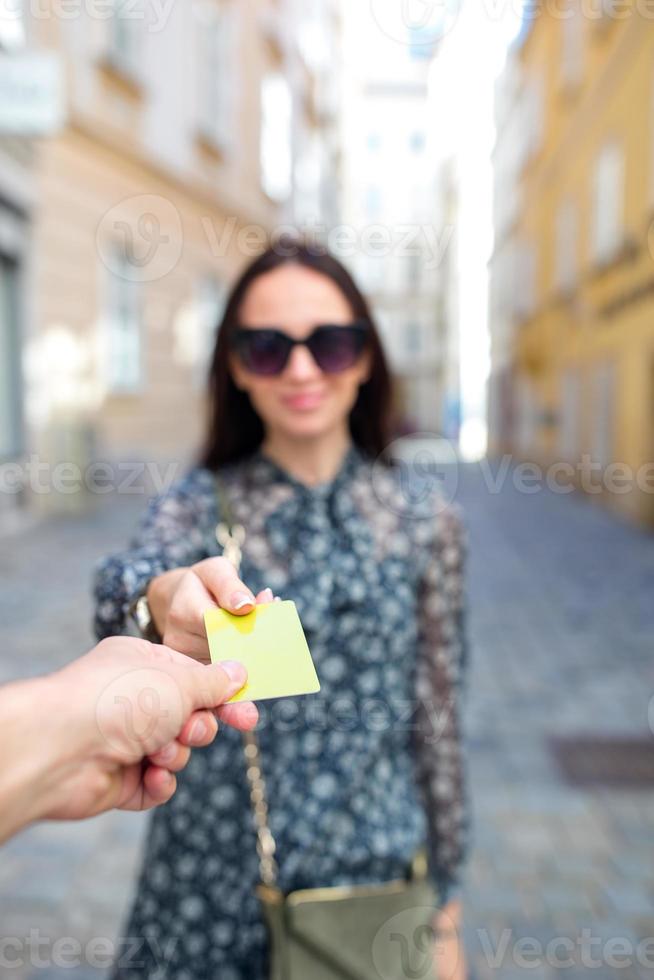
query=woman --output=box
[94,239,470,980]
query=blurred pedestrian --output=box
[94,238,470,979]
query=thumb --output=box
[181,660,248,712]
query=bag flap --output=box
[284,880,438,980]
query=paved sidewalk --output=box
[0,496,148,980]
[456,463,654,980]
[0,465,653,978]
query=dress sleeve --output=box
[412,503,471,906]
[92,474,213,640]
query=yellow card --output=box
[204,600,321,703]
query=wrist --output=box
[0,674,77,842]
[146,569,187,637]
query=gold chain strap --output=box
[243,732,278,886]
[214,479,279,887]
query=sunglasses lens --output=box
[239,332,289,375]
[310,327,366,373]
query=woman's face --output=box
[229,264,372,443]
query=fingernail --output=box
[219,660,247,686]
[231,591,255,610]
[261,588,273,602]
[244,702,259,725]
[189,718,207,743]
[274,596,282,603]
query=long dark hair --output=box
[199,237,394,470]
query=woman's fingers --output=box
[255,588,274,603]
[193,558,257,614]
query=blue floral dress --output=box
[93,444,470,980]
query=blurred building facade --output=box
[0,132,34,522]
[339,3,458,437]
[0,0,341,517]
[489,4,654,526]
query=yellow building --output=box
[489,2,654,527]
[1,0,341,517]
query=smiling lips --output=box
[281,390,326,411]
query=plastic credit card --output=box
[204,599,321,703]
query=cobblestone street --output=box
[1,464,653,979]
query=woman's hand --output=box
[147,557,275,664]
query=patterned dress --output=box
[93,443,470,980]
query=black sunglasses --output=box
[230,321,370,376]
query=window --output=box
[515,378,540,455]
[0,255,22,457]
[196,1,237,152]
[555,196,578,293]
[513,240,537,321]
[294,131,322,220]
[360,252,384,293]
[260,72,292,202]
[560,2,584,90]
[405,320,422,355]
[519,74,544,167]
[297,0,328,72]
[0,0,25,49]
[591,140,624,265]
[410,130,426,154]
[407,252,422,291]
[590,361,615,469]
[408,21,442,61]
[558,369,581,462]
[365,185,382,220]
[105,250,142,393]
[367,132,381,153]
[194,276,226,386]
[107,0,142,80]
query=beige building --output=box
[1,0,340,516]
